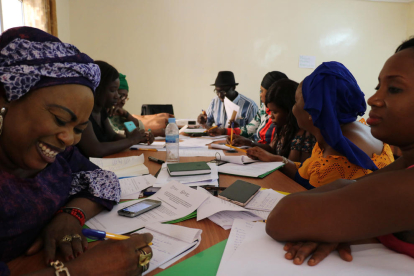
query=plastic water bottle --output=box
[165,118,179,163]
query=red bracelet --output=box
[56,207,86,226]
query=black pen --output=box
[148,156,165,164]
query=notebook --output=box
[167,161,211,176]
[217,180,261,207]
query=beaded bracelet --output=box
[56,207,86,226]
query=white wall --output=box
[57,0,410,119]
[408,2,414,38]
[55,0,71,43]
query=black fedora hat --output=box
[211,71,239,86]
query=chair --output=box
[141,104,174,115]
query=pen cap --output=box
[82,228,106,240]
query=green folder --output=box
[219,164,284,179]
[158,239,228,276]
[167,161,211,176]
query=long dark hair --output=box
[94,60,119,100]
[265,79,299,158]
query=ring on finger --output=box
[72,234,82,241]
[60,235,72,243]
[141,263,149,273]
[136,246,152,266]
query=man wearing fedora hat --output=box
[198,71,258,130]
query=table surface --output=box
[7,140,305,276]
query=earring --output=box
[0,107,7,136]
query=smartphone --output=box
[124,121,137,132]
[118,199,161,218]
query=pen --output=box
[225,144,247,153]
[82,229,153,245]
[205,123,221,133]
[230,122,234,143]
[136,148,158,152]
[148,156,165,164]
[204,187,226,191]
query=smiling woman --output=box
[0,27,153,276]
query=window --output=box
[0,0,25,33]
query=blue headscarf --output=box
[302,61,378,171]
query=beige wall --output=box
[55,0,71,43]
[408,2,414,38]
[57,0,410,119]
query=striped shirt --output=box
[206,93,258,128]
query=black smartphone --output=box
[118,199,161,218]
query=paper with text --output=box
[208,211,263,230]
[179,148,224,157]
[89,155,149,177]
[85,181,209,234]
[120,175,156,199]
[155,163,218,187]
[245,189,285,211]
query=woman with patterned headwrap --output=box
[274,62,394,190]
[0,27,152,276]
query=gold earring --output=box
[0,107,7,136]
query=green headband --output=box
[119,73,129,91]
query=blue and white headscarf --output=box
[0,26,100,101]
[302,61,378,171]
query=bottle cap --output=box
[168,118,176,124]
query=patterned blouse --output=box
[0,146,121,273]
[294,143,394,189]
[270,129,316,157]
[239,103,276,144]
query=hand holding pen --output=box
[197,109,208,125]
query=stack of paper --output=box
[85,181,209,234]
[90,155,149,178]
[130,141,166,151]
[135,222,202,274]
[210,144,249,151]
[155,163,219,187]
[119,175,157,200]
[217,219,414,276]
[196,187,285,229]
[218,161,284,178]
[219,155,259,165]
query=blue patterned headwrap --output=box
[0,27,100,102]
[302,61,378,171]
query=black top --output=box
[90,110,112,143]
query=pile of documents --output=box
[197,187,285,229]
[89,155,149,178]
[155,163,219,187]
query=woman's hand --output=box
[208,127,227,136]
[246,147,281,162]
[26,213,88,264]
[227,120,240,128]
[227,135,252,147]
[283,241,352,266]
[144,131,155,145]
[66,233,153,276]
[126,128,146,145]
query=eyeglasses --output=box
[120,96,129,102]
[213,89,227,96]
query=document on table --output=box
[155,163,218,186]
[219,155,259,165]
[119,175,156,199]
[217,219,414,276]
[245,189,285,211]
[134,222,202,274]
[208,211,264,230]
[179,138,211,148]
[89,155,149,178]
[179,148,224,157]
[130,141,166,150]
[210,143,249,151]
[224,97,241,127]
[183,129,208,134]
[218,162,284,178]
[85,181,209,234]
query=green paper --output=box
[157,239,228,276]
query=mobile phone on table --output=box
[118,199,161,218]
[124,121,137,132]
